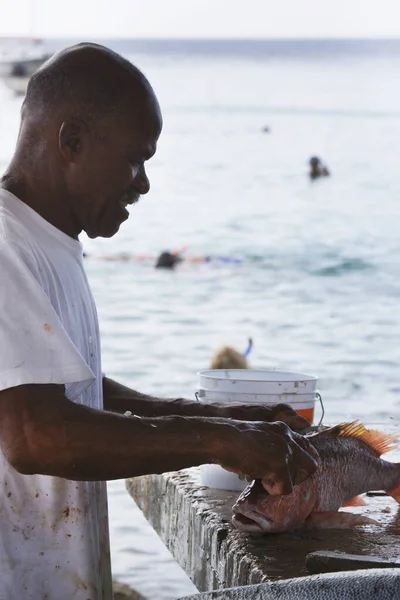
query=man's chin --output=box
[85,223,122,239]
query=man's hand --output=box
[215,402,311,431]
[218,420,319,495]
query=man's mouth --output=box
[119,193,140,208]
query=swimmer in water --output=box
[210,338,253,369]
[154,252,242,269]
[211,347,249,369]
[83,249,243,268]
[155,251,182,269]
[309,156,330,180]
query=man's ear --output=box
[59,119,88,161]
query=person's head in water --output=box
[211,346,249,369]
[155,251,182,270]
[309,156,330,180]
[1,43,163,239]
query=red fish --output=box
[232,421,400,533]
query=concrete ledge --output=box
[126,467,400,593]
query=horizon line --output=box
[2,35,400,42]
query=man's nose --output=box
[134,166,150,195]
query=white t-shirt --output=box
[0,189,113,600]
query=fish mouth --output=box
[232,510,273,533]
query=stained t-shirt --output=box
[0,189,112,600]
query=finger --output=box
[293,467,315,486]
[270,405,311,430]
[291,447,319,485]
[262,477,293,495]
[293,435,320,463]
[279,412,311,431]
[261,465,294,495]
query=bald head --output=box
[3,42,162,241]
[24,42,157,123]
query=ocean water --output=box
[1,38,400,600]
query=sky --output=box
[0,0,400,39]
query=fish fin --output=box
[323,421,399,456]
[342,495,367,507]
[305,511,378,530]
[386,481,400,504]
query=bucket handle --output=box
[316,392,325,426]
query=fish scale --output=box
[310,434,398,512]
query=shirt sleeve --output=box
[0,242,95,398]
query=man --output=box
[0,43,318,599]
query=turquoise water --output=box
[1,39,400,600]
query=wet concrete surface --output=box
[126,468,400,591]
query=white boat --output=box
[0,38,51,95]
[1,75,31,96]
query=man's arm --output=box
[102,376,310,431]
[103,375,216,417]
[0,382,318,494]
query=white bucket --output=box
[198,369,318,395]
[201,464,249,491]
[197,369,320,491]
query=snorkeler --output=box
[210,338,253,369]
[155,251,183,269]
[154,251,243,269]
[309,156,330,180]
[83,248,243,269]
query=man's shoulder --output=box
[0,210,35,253]
[0,201,33,248]
[0,191,50,249]
[0,235,43,293]
[0,209,44,285]
[0,198,54,272]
